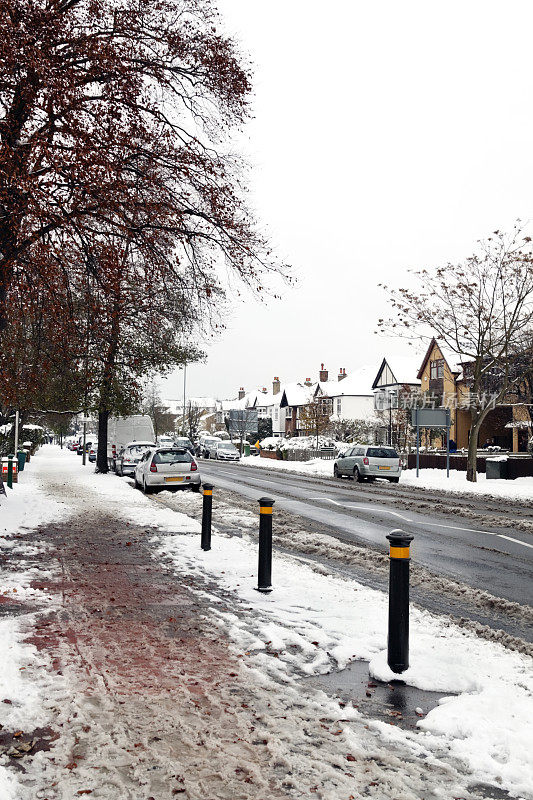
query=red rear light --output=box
[191,461,197,471]
[150,461,157,473]
[363,457,369,465]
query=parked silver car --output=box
[134,446,201,493]
[334,445,401,483]
[202,437,223,458]
[115,440,155,477]
[213,441,240,461]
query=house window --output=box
[430,359,444,379]
[321,399,333,415]
[336,398,342,415]
[286,408,292,419]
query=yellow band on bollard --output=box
[390,546,410,559]
[260,506,273,514]
[203,490,212,496]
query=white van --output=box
[107,415,155,471]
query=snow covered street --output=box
[240,455,533,502]
[0,446,532,799]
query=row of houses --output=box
[165,340,532,453]
[166,363,386,440]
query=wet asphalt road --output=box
[199,460,533,609]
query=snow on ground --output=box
[155,515,533,799]
[401,467,533,501]
[2,446,533,798]
[241,454,533,500]
[3,444,200,535]
[0,457,70,539]
[241,454,334,476]
[0,619,57,800]
[0,450,72,799]
[260,435,345,451]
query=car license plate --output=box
[378,466,391,470]
[165,476,184,482]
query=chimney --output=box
[238,387,245,400]
[319,363,328,383]
[304,377,312,387]
[272,377,280,395]
[338,367,347,381]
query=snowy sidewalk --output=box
[0,446,532,799]
[239,454,533,501]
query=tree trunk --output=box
[97,409,109,473]
[466,407,491,482]
[466,426,479,482]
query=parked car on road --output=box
[213,442,240,461]
[198,436,222,458]
[173,437,195,455]
[134,446,201,493]
[107,415,155,471]
[115,441,155,476]
[333,445,401,483]
[77,440,94,456]
[88,441,98,463]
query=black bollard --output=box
[386,529,414,674]
[7,454,14,489]
[201,483,213,551]
[256,497,274,593]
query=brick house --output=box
[417,338,532,452]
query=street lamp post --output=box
[14,410,19,455]
[182,363,187,436]
[388,390,396,447]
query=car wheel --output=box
[389,477,400,483]
[134,475,141,489]
[191,483,201,493]
[353,466,362,482]
[142,477,152,494]
[333,464,340,479]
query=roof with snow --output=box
[372,355,422,389]
[280,382,316,407]
[165,397,217,414]
[316,366,375,398]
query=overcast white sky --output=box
[162,0,533,402]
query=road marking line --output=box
[414,521,498,534]
[318,498,412,522]
[497,535,533,549]
[206,478,533,548]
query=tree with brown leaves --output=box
[0,0,285,331]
